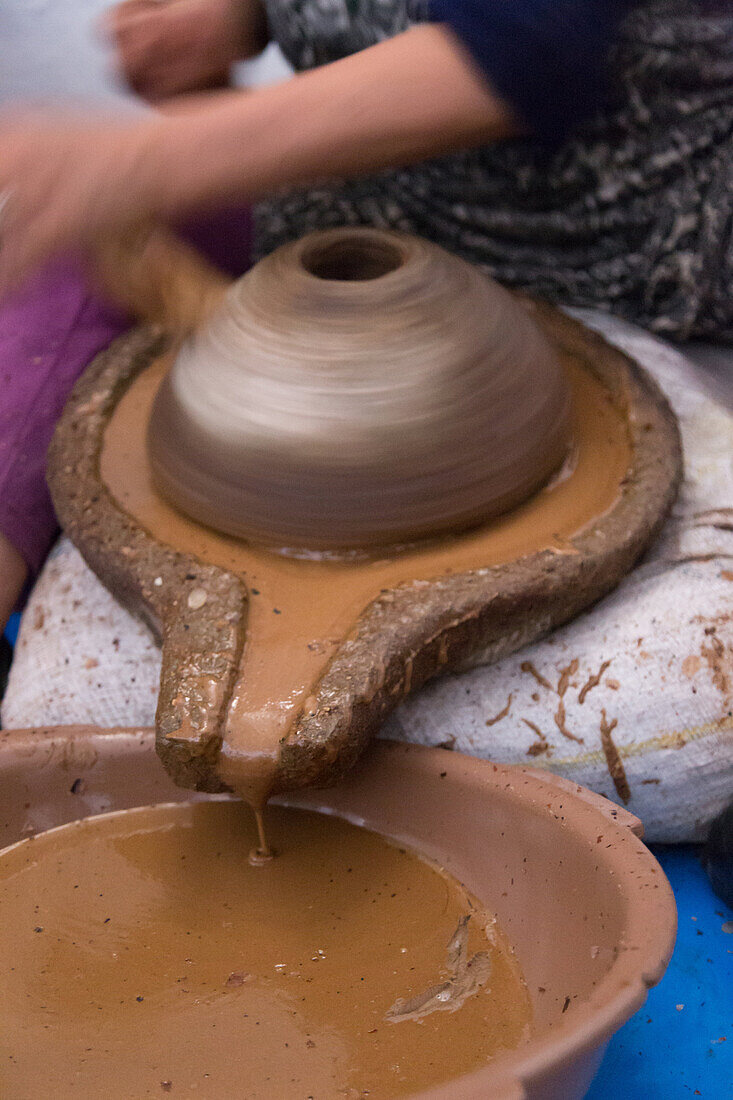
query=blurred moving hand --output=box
[0,115,172,292]
[107,0,268,101]
[0,25,512,292]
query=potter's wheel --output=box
[48,230,681,801]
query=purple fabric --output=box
[0,208,252,582]
[0,258,127,577]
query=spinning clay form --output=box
[148,228,572,549]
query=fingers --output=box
[0,123,109,296]
[105,0,235,102]
[0,113,178,299]
[103,0,174,36]
[0,220,58,297]
[0,179,68,296]
[0,140,42,293]
[106,1,174,98]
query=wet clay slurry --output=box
[0,801,531,1099]
[101,353,631,808]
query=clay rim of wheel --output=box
[47,301,682,795]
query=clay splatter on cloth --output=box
[523,719,550,757]
[486,694,513,727]
[600,709,631,804]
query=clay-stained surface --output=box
[0,800,530,1098]
[47,304,682,797]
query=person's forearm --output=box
[152,24,518,214]
[0,23,517,289]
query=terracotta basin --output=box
[0,726,676,1100]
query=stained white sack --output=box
[4,314,732,841]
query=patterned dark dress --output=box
[257,0,733,341]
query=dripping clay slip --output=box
[0,736,677,1099]
[48,227,681,807]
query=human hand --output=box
[0,114,170,292]
[107,0,267,103]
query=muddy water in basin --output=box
[0,801,531,1098]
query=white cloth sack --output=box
[4,314,733,841]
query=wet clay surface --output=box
[148,229,572,548]
[101,353,631,805]
[0,801,531,1099]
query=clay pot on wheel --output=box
[147,228,572,549]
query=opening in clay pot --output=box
[300,230,405,281]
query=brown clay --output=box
[48,299,681,803]
[0,800,530,1098]
[148,229,572,548]
[92,224,230,335]
[0,730,678,1099]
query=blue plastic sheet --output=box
[4,611,20,647]
[588,846,732,1098]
